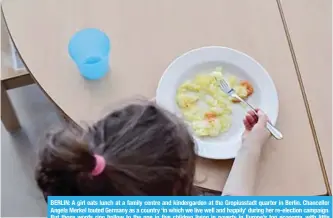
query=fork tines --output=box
[219,79,232,94]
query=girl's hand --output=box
[242,109,270,151]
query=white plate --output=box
[156,46,279,159]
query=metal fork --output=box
[219,78,283,140]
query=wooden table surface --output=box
[279,0,332,194]
[1,0,329,195]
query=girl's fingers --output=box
[245,115,255,129]
[243,118,252,131]
[249,110,258,122]
[244,109,262,130]
[256,110,269,127]
[253,113,259,123]
[246,114,255,127]
[249,110,256,117]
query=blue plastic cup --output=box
[68,28,110,80]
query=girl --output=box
[35,100,269,197]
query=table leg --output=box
[1,81,21,132]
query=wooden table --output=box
[279,0,332,194]
[1,0,329,195]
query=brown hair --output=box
[35,101,196,197]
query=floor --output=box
[1,84,63,217]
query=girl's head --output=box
[36,101,196,197]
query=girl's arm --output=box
[222,110,270,196]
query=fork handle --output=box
[266,122,283,140]
[234,95,283,140]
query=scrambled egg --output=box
[176,67,253,137]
